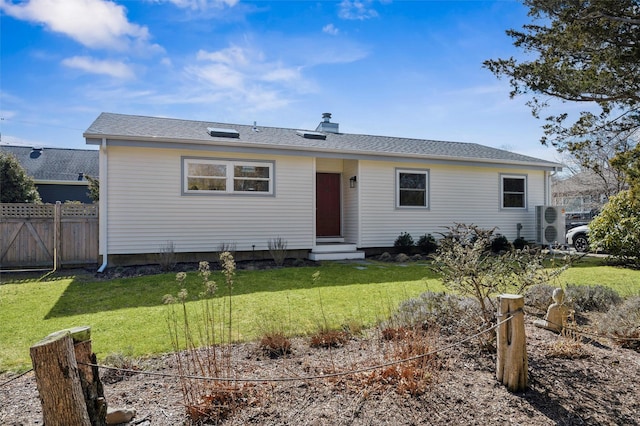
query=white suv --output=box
[566,225,589,252]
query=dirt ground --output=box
[1,311,639,426]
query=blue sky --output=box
[1,0,565,162]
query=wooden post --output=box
[496,294,527,392]
[54,201,62,270]
[30,326,106,426]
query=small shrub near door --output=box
[490,234,512,253]
[512,237,529,250]
[394,232,414,254]
[156,241,177,272]
[417,233,438,254]
[268,237,288,266]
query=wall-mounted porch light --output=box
[349,176,357,188]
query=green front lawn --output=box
[1,257,638,373]
[0,261,441,372]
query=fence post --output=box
[54,201,61,270]
[30,326,107,426]
[496,294,527,392]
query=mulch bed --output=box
[2,313,638,425]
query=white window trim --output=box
[500,173,527,209]
[396,168,430,209]
[182,157,274,195]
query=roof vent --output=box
[315,113,339,134]
[296,130,327,140]
[30,147,43,159]
[207,127,240,138]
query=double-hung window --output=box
[396,168,429,208]
[183,158,274,195]
[501,174,527,209]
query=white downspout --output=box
[97,138,108,272]
[546,167,560,206]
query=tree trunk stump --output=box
[496,294,527,392]
[30,326,106,426]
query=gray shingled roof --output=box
[0,145,99,181]
[84,112,561,169]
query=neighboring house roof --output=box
[85,112,562,171]
[0,145,99,182]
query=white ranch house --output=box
[84,112,562,267]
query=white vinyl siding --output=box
[342,159,360,245]
[106,147,313,254]
[358,161,546,247]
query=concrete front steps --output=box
[308,238,365,261]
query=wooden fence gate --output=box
[0,203,98,269]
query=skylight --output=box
[207,127,240,138]
[296,130,326,140]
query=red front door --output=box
[316,173,341,237]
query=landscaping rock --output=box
[106,407,136,425]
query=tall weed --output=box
[163,253,248,424]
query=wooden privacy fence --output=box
[0,203,98,269]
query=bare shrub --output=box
[432,223,570,326]
[156,240,177,272]
[543,336,590,359]
[389,292,484,337]
[364,327,442,396]
[164,253,251,424]
[268,237,288,266]
[259,332,292,358]
[309,328,349,348]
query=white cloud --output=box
[261,67,302,83]
[196,46,252,66]
[338,0,378,20]
[190,45,304,89]
[187,62,245,90]
[184,44,312,111]
[322,24,339,36]
[62,56,135,79]
[0,0,161,52]
[150,0,239,10]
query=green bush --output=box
[512,237,529,250]
[565,284,622,312]
[416,233,438,254]
[394,232,414,253]
[598,296,640,350]
[490,234,512,253]
[589,190,640,267]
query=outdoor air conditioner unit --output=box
[536,206,566,246]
